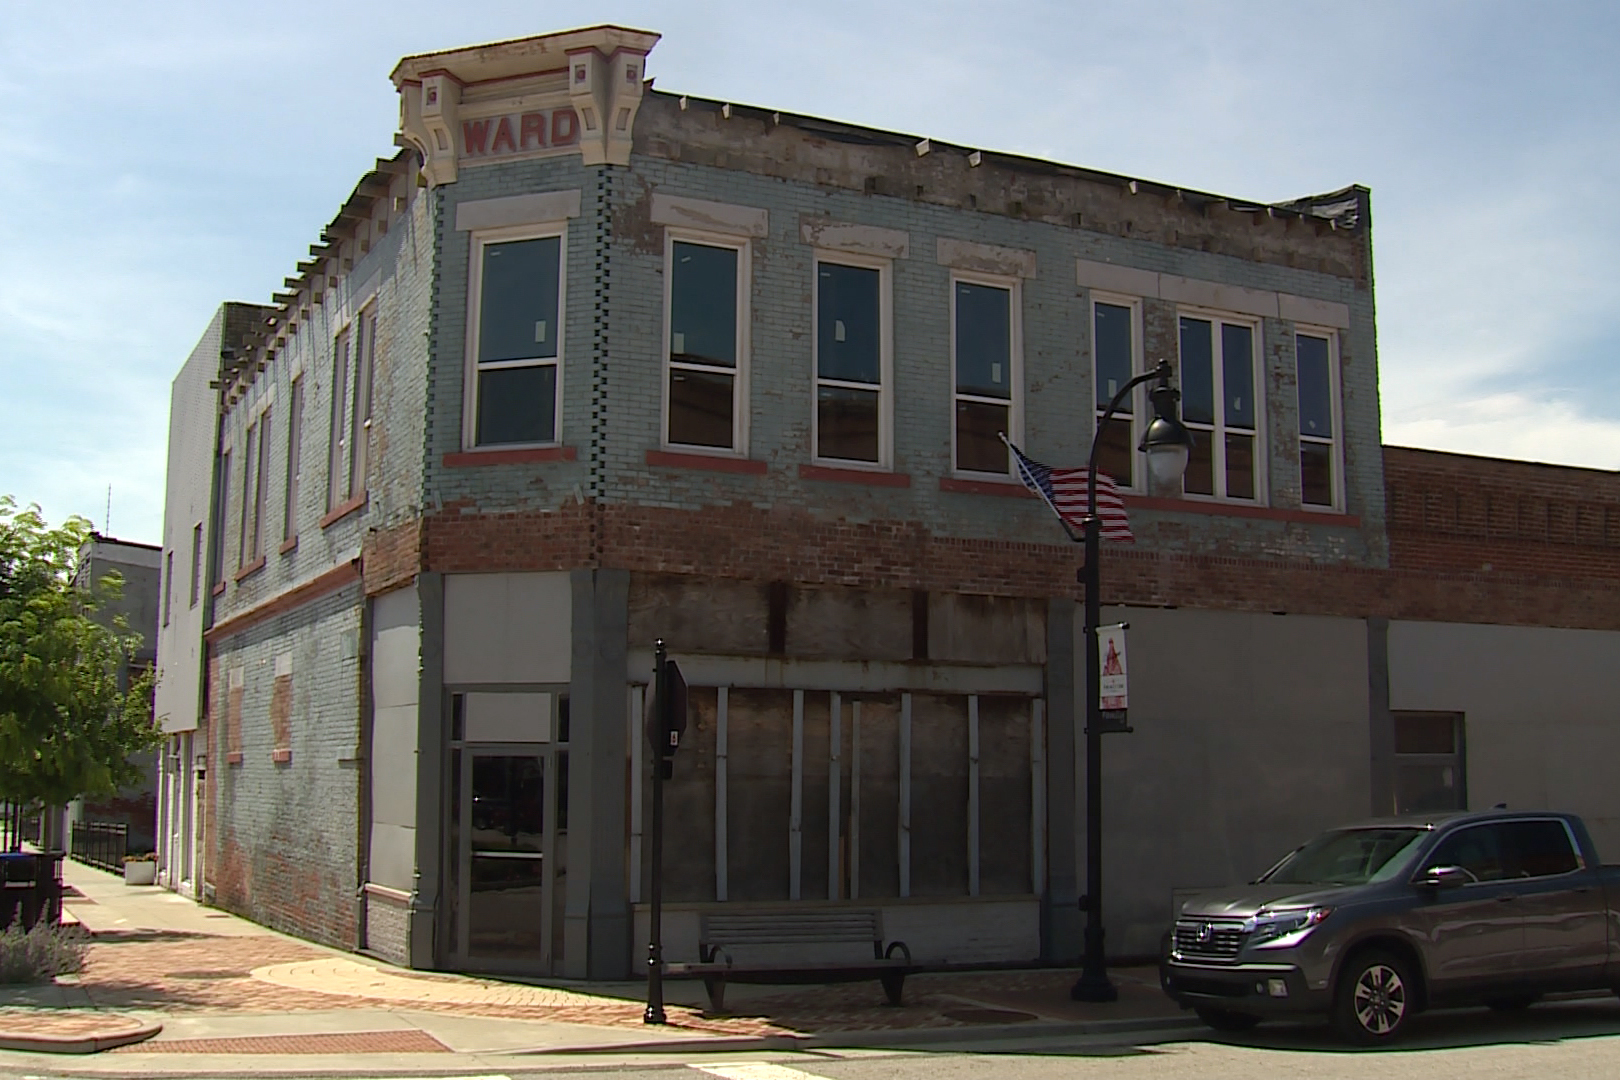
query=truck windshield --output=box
[1261,827,1426,886]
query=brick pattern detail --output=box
[422,497,1620,631]
[1385,446,1620,580]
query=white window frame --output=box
[661,227,751,456]
[327,325,353,510]
[1089,291,1146,493]
[811,249,893,471]
[349,304,376,491]
[950,270,1023,479]
[1294,326,1344,512]
[462,222,569,452]
[1176,307,1267,504]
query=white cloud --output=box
[1386,392,1620,472]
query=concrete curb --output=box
[0,1014,162,1054]
[527,1013,1205,1054]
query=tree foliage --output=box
[0,496,159,814]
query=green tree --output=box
[0,497,159,837]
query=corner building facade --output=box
[157,25,1620,980]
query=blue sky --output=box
[2,0,1617,543]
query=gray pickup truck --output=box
[1160,810,1620,1043]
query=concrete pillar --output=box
[564,568,631,979]
[409,572,444,970]
[1043,596,1081,961]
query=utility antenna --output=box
[105,485,112,536]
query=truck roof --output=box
[1332,809,1573,831]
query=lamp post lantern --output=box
[1071,359,1193,1003]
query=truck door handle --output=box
[1495,894,1517,903]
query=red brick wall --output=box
[1385,446,1620,581]
[416,492,1620,631]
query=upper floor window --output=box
[349,310,375,489]
[249,407,270,561]
[1092,297,1141,489]
[212,449,230,587]
[189,522,202,607]
[1296,331,1340,509]
[328,328,353,509]
[238,419,260,567]
[162,551,172,628]
[468,229,563,447]
[952,274,1020,475]
[282,377,303,542]
[1178,314,1260,501]
[664,235,748,452]
[814,256,891,467]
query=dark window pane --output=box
[1395,713,1457,755]
[556,750,569,832]
[668,368,734,448]
[818,263,881,384]
[1301,442,1334,506]
[476,364,556,445]
[479,237,560,364]
[1225,432,1255,500]
[1094,414,1133,488]
[955,283,1011,399]
[1429,825,1506,881]
[1179,318,1214,425]
[1499,821,1579,878]
[1222,323,1255,429]
[1297,335,1334,437]
[451,694,465,742]
[1397,764,1463,816]
[670,241,737,368]
[955,400,1008,473]
[1094,302,1133,412]
[556,697,570,744]
[817,385,880,462]
[1183,427,1214,495]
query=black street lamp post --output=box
[1071,359,1193,1003]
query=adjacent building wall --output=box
[1388,620,1620,857]
[1093,605,1371,956]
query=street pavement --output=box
[3,861,1618,1077]
[0,859,1201,1075]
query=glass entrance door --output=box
[455,751,550,967]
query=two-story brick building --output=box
[153,24,1620,981]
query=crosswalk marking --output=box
[688,1063,826,1080]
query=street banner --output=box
[1099,623,1128,711]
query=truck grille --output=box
[1174,920,1247,960]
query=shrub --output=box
[0,916,88,984]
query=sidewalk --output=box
[0,861,1195,1074]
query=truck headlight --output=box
[1247,906,1332,949]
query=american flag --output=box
[1007,440,1133,543]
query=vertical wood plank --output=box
[899,691,911,899]
[850,700,862,901]
[790,688,804,901]
[968,694,981,897]
[828,691,842,900]
[1031,697,1046,895]
[628,684,644,904]
[715,685,729,903]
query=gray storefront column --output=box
[1043,596,1082,961]
[564,569,631,979]
[410,572,445,970]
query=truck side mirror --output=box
[1423,865,1470,889]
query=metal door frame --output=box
[450,740,561,974]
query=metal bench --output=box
[664,908,914,1012]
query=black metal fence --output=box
[70,821,128,874]
[0,800,42,853]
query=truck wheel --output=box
[1333,949,1415,1044]
[1194,1007,1260,1033]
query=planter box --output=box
[123,861,157,886]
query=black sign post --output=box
[643,639,687,1025]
